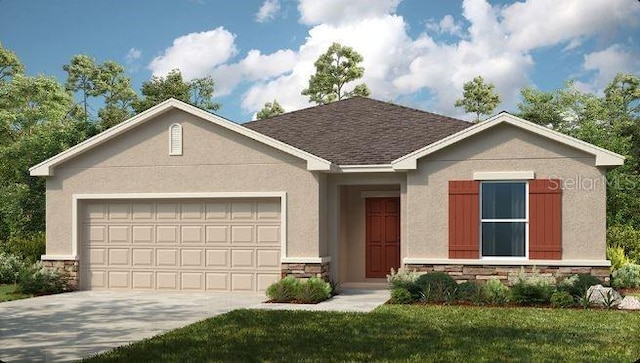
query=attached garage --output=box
[80,197,283,292]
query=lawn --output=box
[0,284,32,302]
[84,305,640,362]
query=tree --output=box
[94,61,138,130]
[256,100,285,119]
[454,76,501,122]
[302,42,370,105]
[63,55,99,121]
[0,42,24,84]
[133,69,221,113]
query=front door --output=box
[365,197,400,278]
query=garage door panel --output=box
[108,248,130,266]
[231,250,254,268]
[206,272,229,290]
[205,249,228,267]
[157,226,178,243]
[181,249,203,267]
[82,198,281,292]
[132,248,153,266]
[205,226,228,243]
[181,225,203,244]
[108,271,130,289]
[108,225,130,244]
[231,225,254,243]
[132,271,154,289]
[231,273,254,291]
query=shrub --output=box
[2,232,46,263]
[0,251,26,284]
[387,268,421,298]
[607,224,640,263]
[557,274,603,297]
[482,278,510,305]
[17,261,67,295]
[510,270,555,305]
[390,287,413,304]
[456,281,483,303]
[550,291,575,308]
[612,263,640,289]
[607,246,630,271]
[415,272,457,302]
[296,277,332,303]
[266,276,300,302]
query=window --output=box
[480,182,527,257]
[169,124,182,155]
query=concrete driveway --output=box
[0,291,265,362]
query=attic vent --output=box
[169,124,183,155]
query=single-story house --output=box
[30,97,623,292]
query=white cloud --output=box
[256,0,280,23]
[298,0,401,26]
[502,0,640,52]
[579,44,640,92]
[125,48,141,62]
[149,27,237,80]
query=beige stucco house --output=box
[30,97,624,292]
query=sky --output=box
[1,0,639,123]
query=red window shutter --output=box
[449,180,480,259]
[529,179,562,259]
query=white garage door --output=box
[81,198,282,292]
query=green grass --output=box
[0,283,32,302]
[84,305,640,362]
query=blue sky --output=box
[1,0,639,122]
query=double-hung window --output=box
[480,181,527,258]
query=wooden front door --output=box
[366,197,400,278]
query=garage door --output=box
[81,198,282,292]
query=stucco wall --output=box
[407,123,608,261]
[45,108,322,258]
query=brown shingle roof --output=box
[242,97,472,165]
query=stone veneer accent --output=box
[41,259,79,290]
[281,262,330,281]
[405,264,611,285]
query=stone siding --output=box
[281,261,330,281]
[405,264,611,285]
[42,259,79,290]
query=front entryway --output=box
[365,197,400,278]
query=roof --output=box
[392,111,625,169]
[29,99,333,176]
[243,97,472,165]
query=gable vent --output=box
[169,124,183,155]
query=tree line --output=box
[1,41,640,265]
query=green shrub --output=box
[607,224,640,263]
[482,278,510,305]
[607,246,630,271]
[416,272,457,302]
[557,274,603,297]
[2,232,46,263]
[550,291,575,308]
[612,263,640,288]
[390,287,413,304]
[266,276,300,302]
[17,262,67,295]
[387,268,421,299]
[297,277,332,303]
[510,271,555,305]
[456,281,482,303]
[0,251,26,284]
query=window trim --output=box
[169,123,183,156]
[480,180,529,260]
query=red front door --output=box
[366,197,400,278]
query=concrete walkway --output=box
[0,288,389,362]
